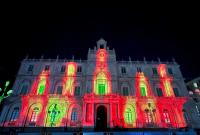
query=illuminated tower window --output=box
[95,72,108,95]
[71,108,78,122]
[10,107,19,121]
[100,44,104,49]
[156,88,163,97]
[99,83,105,95]
[30,107,39,122]
[37,80,46,95]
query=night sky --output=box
[0,4,200,87]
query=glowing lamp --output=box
[195,89,200,95]
[189,91,194,95]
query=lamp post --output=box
[0,81,13,103]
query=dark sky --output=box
[0,4,200,86]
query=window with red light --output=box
[30,107,39,122]
[163,109,170,124]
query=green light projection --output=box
[95,72,108,95]
[140,82,147,97]
[37,79,46,95]
[123,98,136,126]
[45,98,68,127]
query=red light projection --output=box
[158,64,174,97]
[2,49,189,129]
[135,72,153,97]
[30,70,50,95]
[93,48,112,95]
[63,62,77,96]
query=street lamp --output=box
[0,81,13,103]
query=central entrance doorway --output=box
[96,105,107,130]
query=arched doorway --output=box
[96,105,107,130]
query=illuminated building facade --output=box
[0,39,199,134]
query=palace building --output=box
[0,39,200,134]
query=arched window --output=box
[10,107,19,121]
[37,79,46,95]
[163,109,171,124]
[124,105,136,125]
[140,82,147,96]
[71,108,78,122]
[125,108,133,124]
[30,107,39,122]
[144,109,153,124]
[96,72,107,95]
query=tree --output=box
[0,81,13,103]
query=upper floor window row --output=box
[121,67,142,74]
[119,66,175,75]
[60,65,82,73]
[27,64,82,73]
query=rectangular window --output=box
[77,66,82,73]
[121,67,126,74]
[137,67,142,72]
[123,87,129,96]
[56,86,63,94]
[61,65,66,73]
[141,86,147,96]
[152,68,158,75]
[168,68,173,75]
[156,88,163,97]
[173,88,179,97]
[21,85,28,95]
[163,112,170,123]
[28,65,34,72]
[30,111,38,122]
[71,111,78,122]
[145,111,152,124]
[99,84,105,95]
[10,108,19,121]
[44,65,50,71]
[74,86,80,96]
[125,112,132,123]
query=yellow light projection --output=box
[63,62,77,96]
